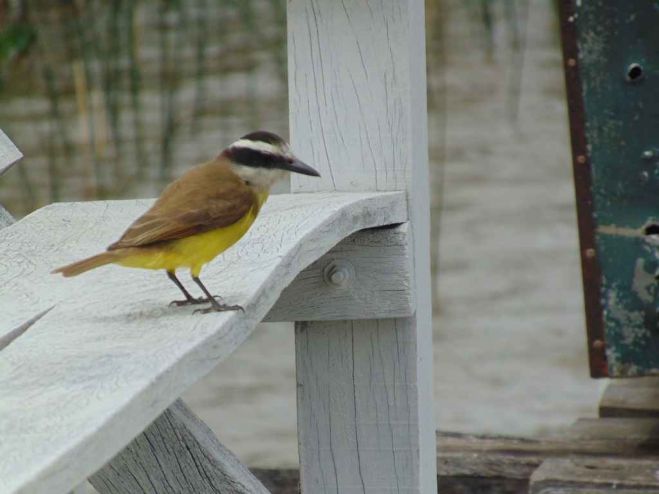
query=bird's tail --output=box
[52,252,117,277]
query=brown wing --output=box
[108,161,256,250]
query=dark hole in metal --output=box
[627,63,644,82]
[643,223,659,236]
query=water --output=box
[1,0,603,470]
[0,0,288,214]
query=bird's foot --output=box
[193,303,244,315]
[169,295,224,307]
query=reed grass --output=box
[0,0,547,216]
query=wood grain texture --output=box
[0,191,405,494]
[246,428,659,494]
[0,129,22,176]
[599,377,659,418]
[438,426,659,493]
[288,0,435,492]
[529,457,659,493]
[265,224,412,322]
[89,399,269,494]
[0,307,53,352]
[441,425,659,464]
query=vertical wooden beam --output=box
[288,1,436,492]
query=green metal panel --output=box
[560,1,659,377]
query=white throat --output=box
[232,164,288,189]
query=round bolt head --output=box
[322,260,355,288]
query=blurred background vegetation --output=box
[0,0,290,213]
[2,0,594,461]
[0,0,549,217]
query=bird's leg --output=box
[167,271,208,306]
[191,276,244,314]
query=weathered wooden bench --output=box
[0,2,436,493]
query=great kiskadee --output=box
[53,131,320,313]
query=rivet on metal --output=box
[626,63,644,82]
[576,155,586,164]
[592,339,605,350]
[323,260,355,288]
[585,248,596,259]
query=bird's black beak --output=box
[282,158,321,177]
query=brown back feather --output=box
[108,160,257,250]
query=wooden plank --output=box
[0,204,14,229]
[288,1,435,492]
[247,428,659,494]
[529,457,659,493]
[440,425,659,461]
[0,191,406,494]
[0,308,53,352]
[600,377,659,418]
[0,130,21,223]
[0,192,405,345]
[265,224,412,322]
[531,489,651,494]
[437,425,659,489]
[567,417,659,451]
[0,129,22,175]
[89,399,269,494]
[249,428,659,494]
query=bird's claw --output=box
[169,295,225,307]
[193,304,244,315]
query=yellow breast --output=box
[118,191,268,276]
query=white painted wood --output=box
[265,224,412,322]
[0,205,14,229]
[0,191,405,494]
[0,129,22,176]
[0,130,20,224]
[69,484,94,494]
[89,399,270,494]
[288,0,436,492]
[0,307,53,352]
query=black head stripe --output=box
[239,131,285,146]
[226,146,283,169]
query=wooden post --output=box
[288,1,436,492]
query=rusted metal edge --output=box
[558,1,607,377]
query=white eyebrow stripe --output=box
[230,139,282,155]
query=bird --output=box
[52,131,320,314]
